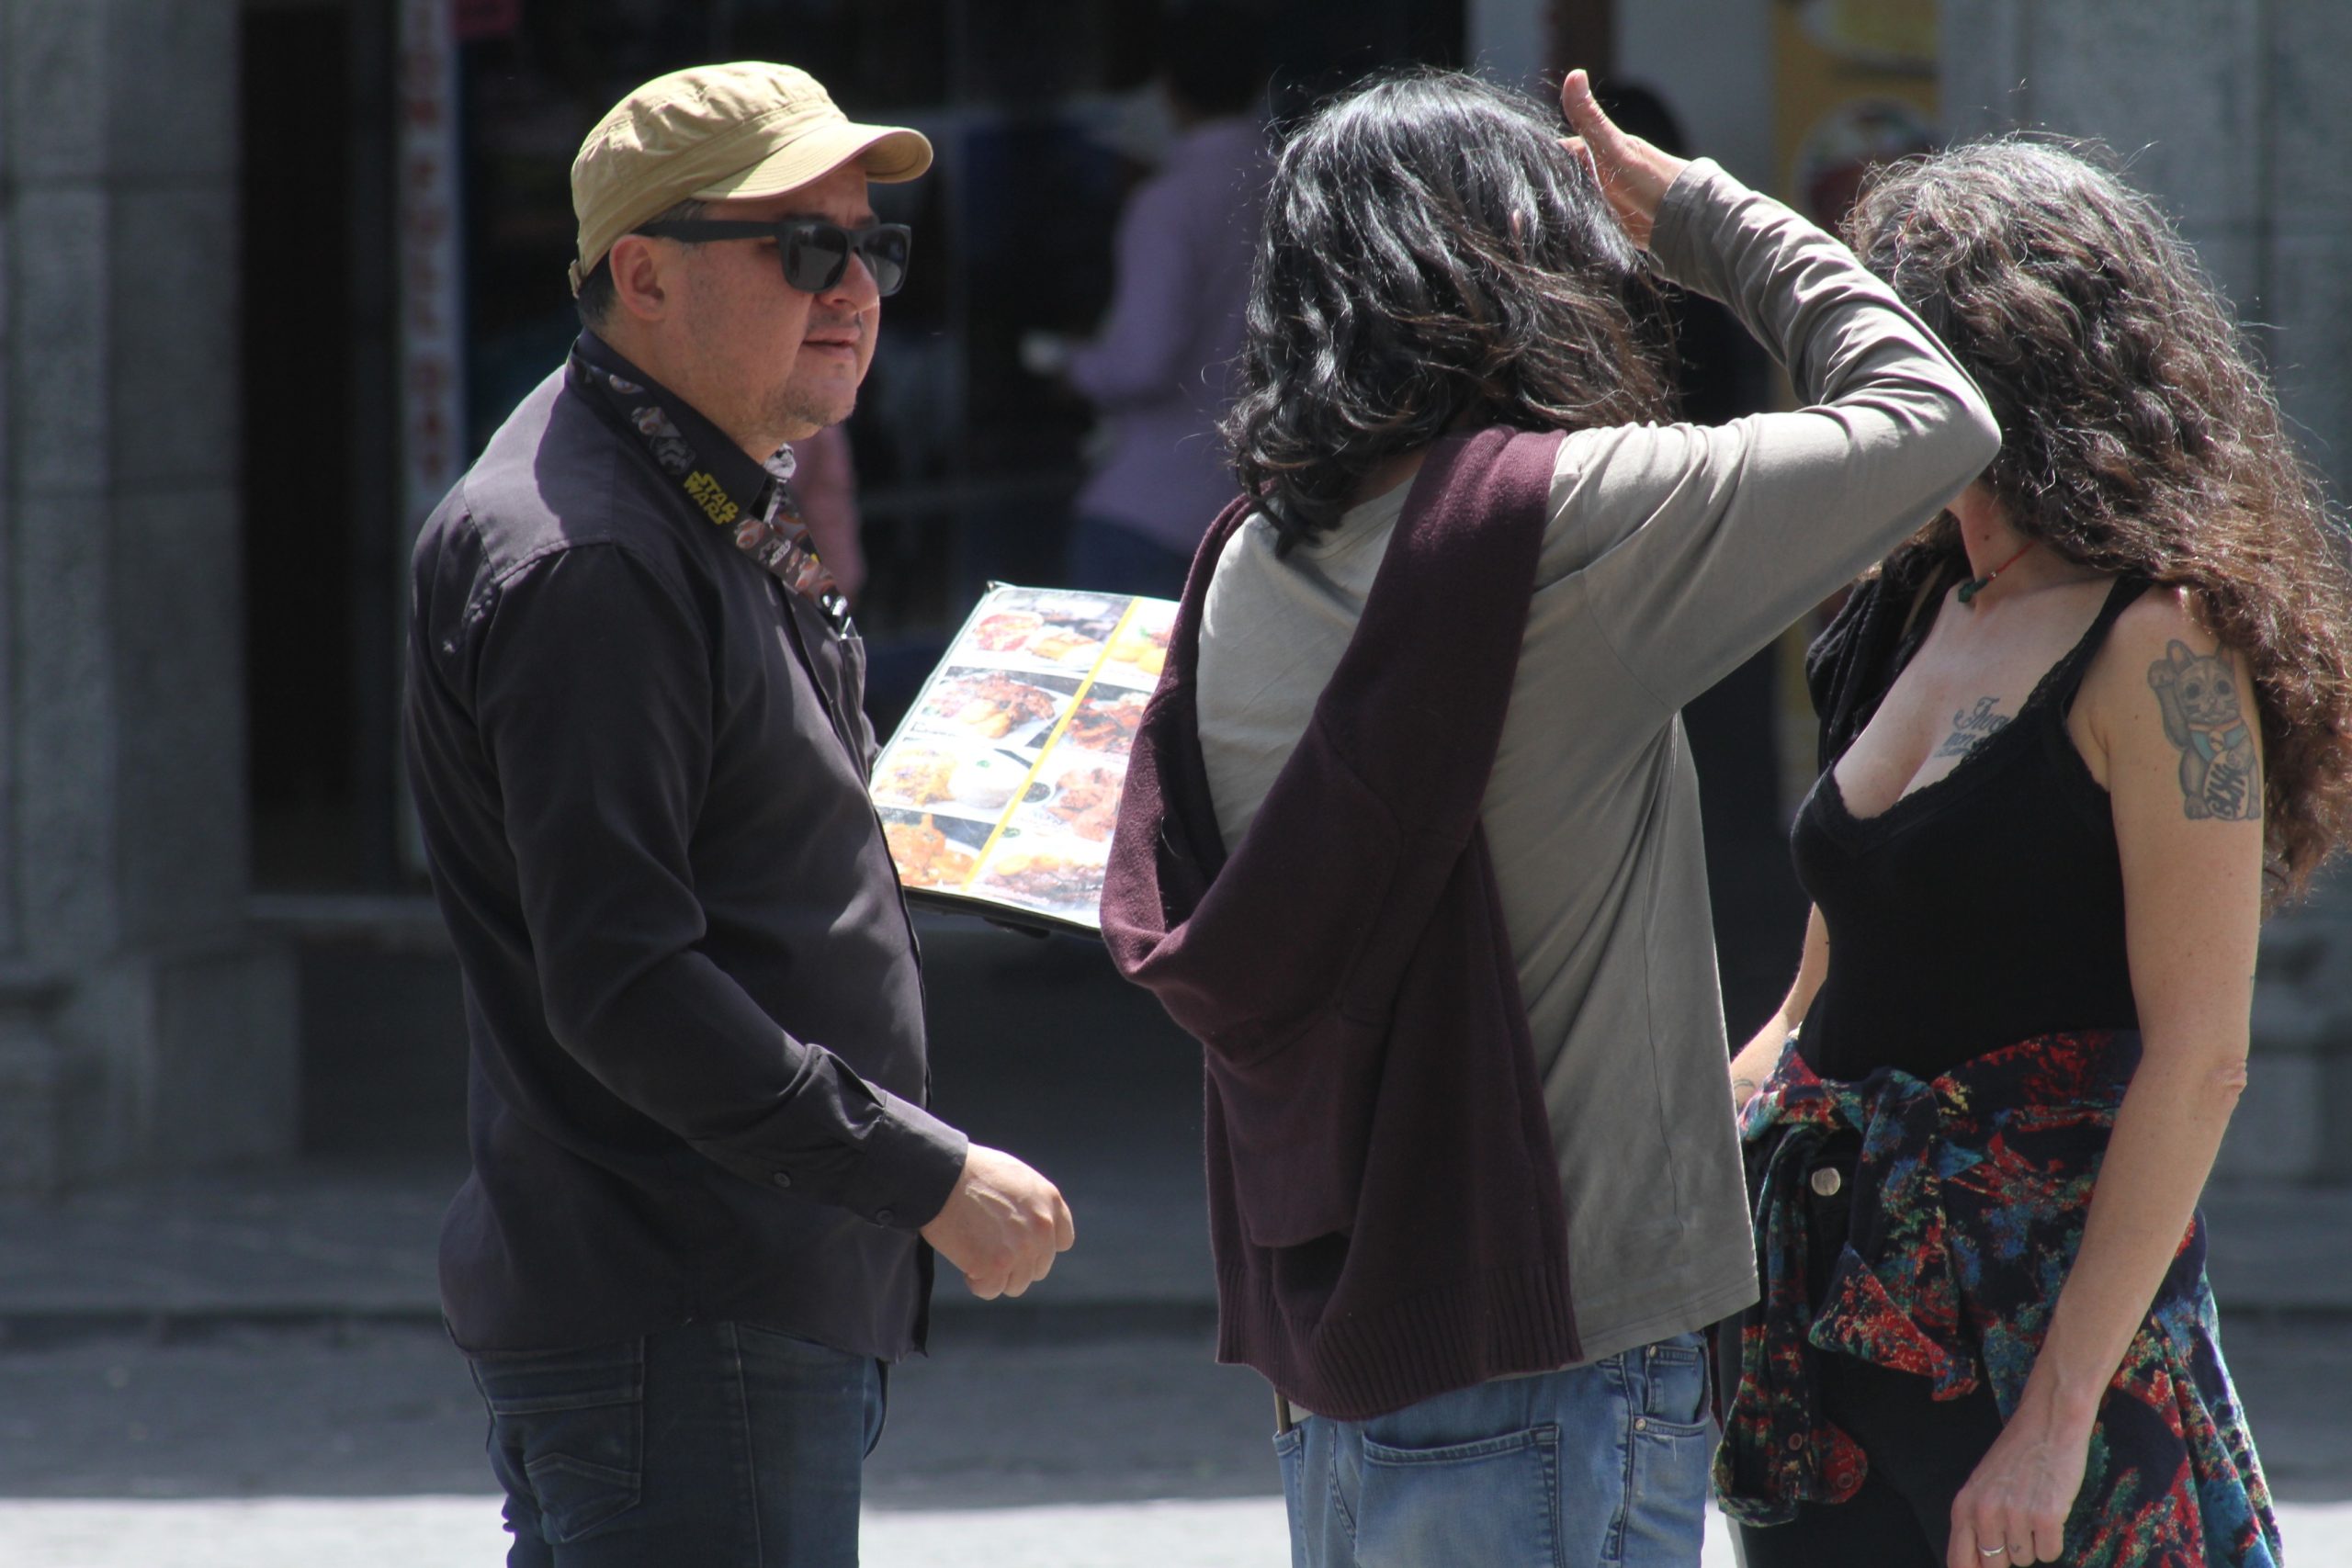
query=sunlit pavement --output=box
[0,1494,1692,1567]
[6,1499,2350,1567]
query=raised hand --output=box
[918,1143,1076,1300]
[1557,67,1690,250]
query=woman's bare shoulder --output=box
[2079,581,2256,752]
[2090,584,2233,688]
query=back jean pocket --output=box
[470,1340,646,1546]
[1356,1423,1565,1568]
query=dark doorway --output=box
[243,2,370,890]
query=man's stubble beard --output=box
[773,378,854,441]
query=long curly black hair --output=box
[1222,69,1675,554]
[1848,139,2352,900]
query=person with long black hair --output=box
[1719,141,2352,1568]
[1102,67,1996,1566]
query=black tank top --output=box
[1792,576,2148,1082]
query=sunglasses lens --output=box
[783,225,851,292]
[859,230,910,297]
[777,223,910,296]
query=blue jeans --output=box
[468,1320,886,1566]
[1273,1332,1713,1568]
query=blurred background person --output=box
[786,423,869,606]
[1023,2,1272,600]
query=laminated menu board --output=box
[871,584,1174,935]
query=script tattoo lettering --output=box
[2146,640,2261,820]
[1933,696,2011,760]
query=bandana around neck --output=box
[567,344,853,633]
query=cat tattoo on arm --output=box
[2147,640,2260,821]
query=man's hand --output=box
[1558,68,1690,251]
[919,1144,1075,1300]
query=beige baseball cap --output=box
[569,62,933,295]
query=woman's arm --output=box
[1947,590,2264,1568]
[1729,904,1827,1111]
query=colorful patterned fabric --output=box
[1714,1030,2281,1566]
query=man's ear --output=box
[606,235,673,322]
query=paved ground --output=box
[0,1316,2346,1564]
[2,922,2348,1564]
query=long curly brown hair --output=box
[1847,138,2352,902]
[1223,69,1674,554]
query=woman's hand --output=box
[1729,906,1830,1116]
[1947,1392,2093,1567]
[1558,68,1689,250]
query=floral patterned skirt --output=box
[1713,1030,2280,1567]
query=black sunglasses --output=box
[634,218,913,298]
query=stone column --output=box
[1945,0,2352,1183]
[1,0,295,1191]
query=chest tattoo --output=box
[1932,695,2011,760]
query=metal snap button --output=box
[1808,1166,1844,1198]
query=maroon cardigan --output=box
[1101,426,1580,1420]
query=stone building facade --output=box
[0,0,298,1191]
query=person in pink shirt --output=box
[786,423,866,604]
[1036,6,1269,599]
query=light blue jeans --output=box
[1272,1332,1712,1568]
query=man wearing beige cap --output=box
[405,62,1072,1565]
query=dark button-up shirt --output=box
[405,332,967,1356]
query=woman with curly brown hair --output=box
[1719,139,2352,1568]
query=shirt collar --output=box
[573,331,776,520]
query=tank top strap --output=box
[2040,575,2154,716]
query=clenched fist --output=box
[919,1144,1075,1300]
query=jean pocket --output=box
[1357,1424,1565,1568]
[1637,1336,1710,1436]
[1272,1427,1309,1568]
[1617,1345,1711,1568]
[470,1342,645,1546]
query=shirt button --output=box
[875,1208,894,1225]
[1808,1166,1844,1198]
[771,1172,792,1189]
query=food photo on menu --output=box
[1013,750,1125,844]
[1059,685,1149,757]
[867,586,1176,933]
[876,807,990,891]
[908,668,1079,748]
